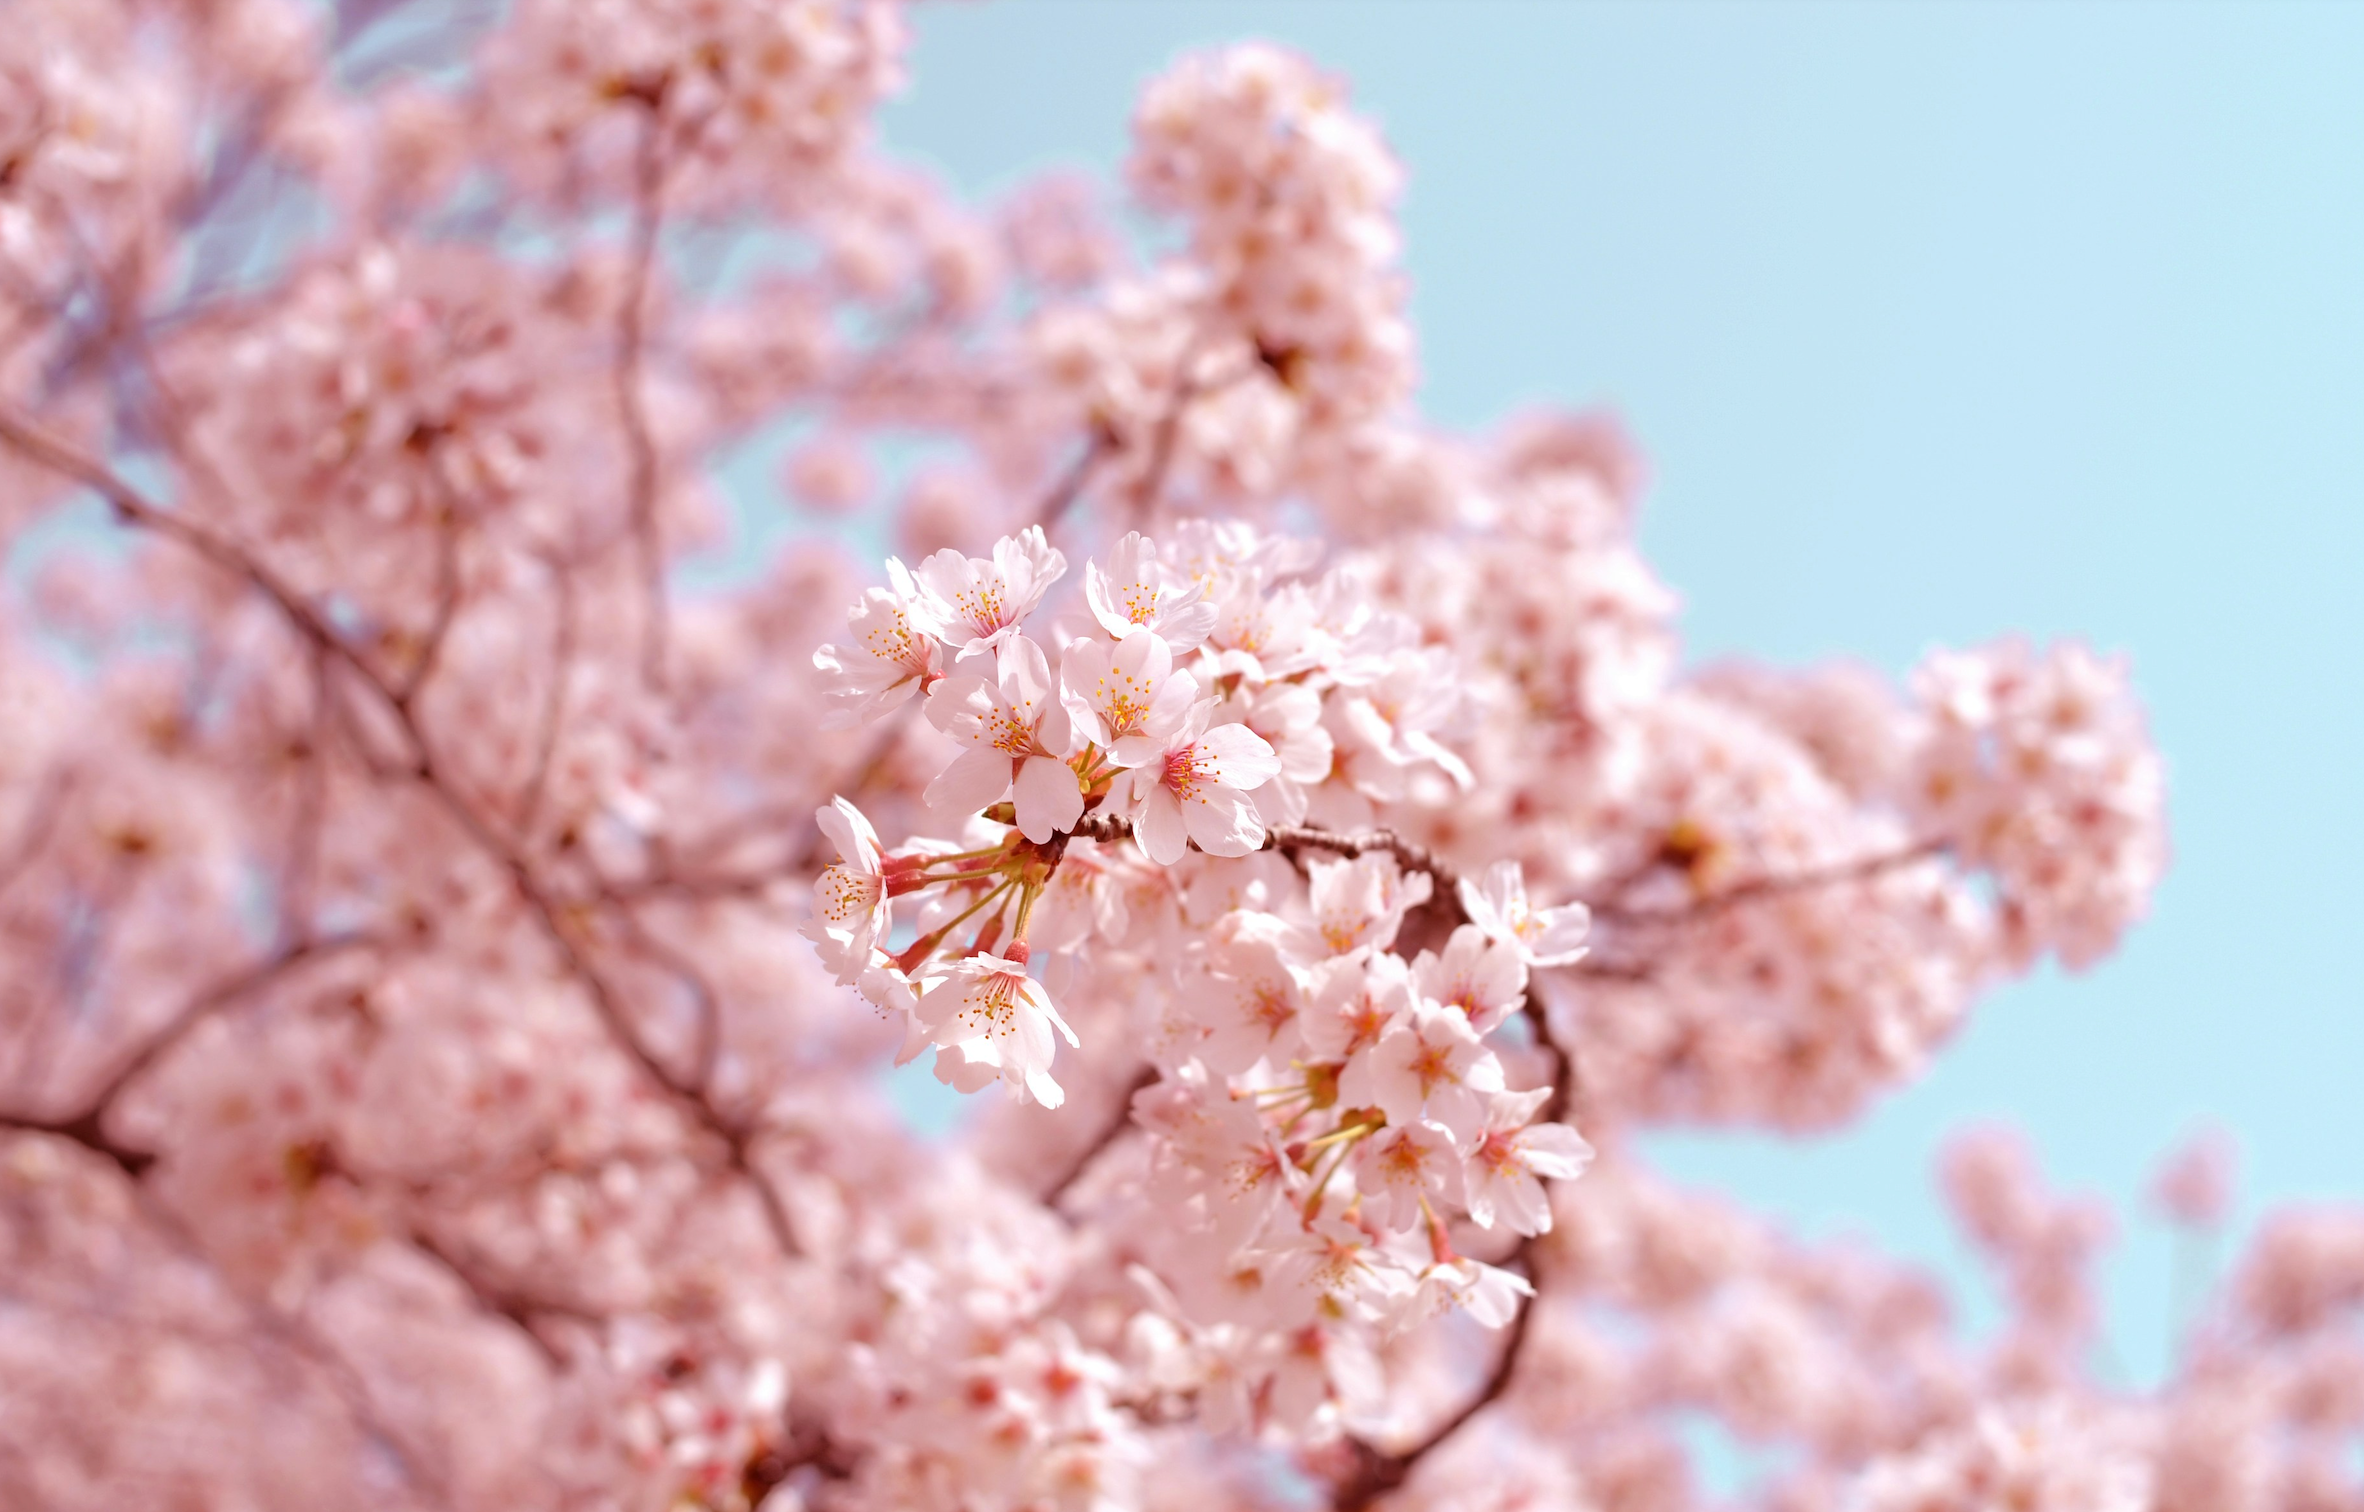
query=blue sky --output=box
[867,0,2364,1383]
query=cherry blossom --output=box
[1339,999,1505,1144]
[909,526,1068,659]
[1456,859,1593,967]
[813,560,941,725]
[1084,530,1217,651]
[800,797,895,983]
[1460,1088,1595,1235]
[914,951,1078,1108]
[1351,1118,1463,1233]
[1056,629,1200,767]
[0,10,2291,1512]
[1109,707,1281,864]
[924,633,1085,843]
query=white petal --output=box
[1013,754,1084,842]
[1183,785,1267,858]
[925,747,1016,818]
[1193,723,1282,790]
[1135,789,1190,865]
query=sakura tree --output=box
[0,3,2355,1510]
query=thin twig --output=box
[602,901,728,1097]
[516,557,578,838]
[0,413,802,1260]
[394,507,467,710]
[1038,422,1116,535]
[617,107,671,692]
[1041,1064,1158,1207]
[1066,812,1467,924]
[1587,838,1946,930]
[71,932,388,1134]
[404,1223,601,1366]
[280,646,333,944]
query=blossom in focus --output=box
[813,558,941,727]
[1339,999,1504,1143]
[914,950,1079,1108]
[1111,705,1280,863]
[1412,924,1527,1034]
[1460,1088,1593,1235]
[908,525,1067,658]
[924,633,1084,842]
[799,796,893,984]
[1058,630,1200,767]
[1084,529,1216,651]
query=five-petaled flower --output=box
[925,634,1086,842]
[800,796,892,984]
[1457,859,1591,966]
[909,525,1067,658]
[1084,530,1217,651]
[1459,1086,1594,1235]
[812,559,941,728]
[1110,704,1281,864]
[914,950,1079,1108]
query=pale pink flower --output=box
[812,558,941,727]
[1287,851,1432,964]
[1191,924,1309,1076]
[1058,630,1200,767]
[1457,859,1591,967]
[1203,578,1322,683]
[1461,1088,1593,1235]
[914,951,1079,1108]
[1398,1257,1534,1332]
[1111,705,1280,864]
[1084,530,1216,651]
[1258,1214,1418,1326]
[1328,644,1474,797]
[1412,924,1528,1034]
[1351,1118,1460,1232]
[1340,1000,1504,1144]
[1224,681,1333,828]
[1134,1068,1297,1244]
[909,525,1067,658]
[799,796,892,984]
[924,634,1084,842]
[860,951,922,1022]
[1298,951,1417,1068]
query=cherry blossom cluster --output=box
[1027,44,1415,514]
[803,519,1487,1113]
[1911,638,2170,970]
[0,3,2348,1511]
[477,0,907,212]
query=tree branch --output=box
[1037,421,1116,535]
[68,932,391,1134]
[1587,837,1946,930]
[1066,813,1467,925]
[1329,987,1573,1510]
[1041,1064,1158,1208]
[617,105,671,692]
[515,555,577,838]
[0,410,802,1260]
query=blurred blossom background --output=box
[2,0,2353,1501]
[801,0,2363,1391]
